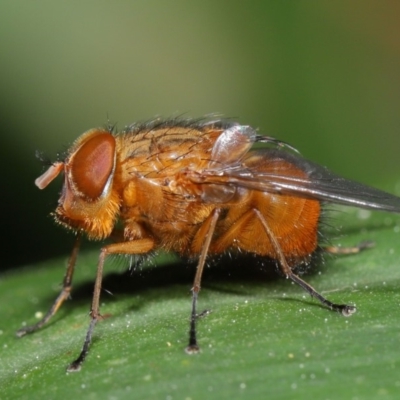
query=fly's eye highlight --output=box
[70,132,116,200]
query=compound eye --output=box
[70,132,116,199]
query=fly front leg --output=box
[186,208,221,354]
[253,209,356,316]
[67,238,154,372]
[17,233,82,337]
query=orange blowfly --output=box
[18,118,400,371]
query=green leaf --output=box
[1,207,400,400]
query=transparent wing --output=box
[191,148,400,213]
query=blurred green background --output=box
[1,1,399,270]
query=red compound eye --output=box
[70,132,116,199]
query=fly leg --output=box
[67,238,154,372]
[186,208,221,354]
[16,233,82,337]
[324,240,374,255]
[254,209,356,316]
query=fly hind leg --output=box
[253,209,356,317]
[324,240,374,255]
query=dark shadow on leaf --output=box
[71,253,284,304]
[24,253,318,333]
[26,229,385,336]
[66,251,335,315]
